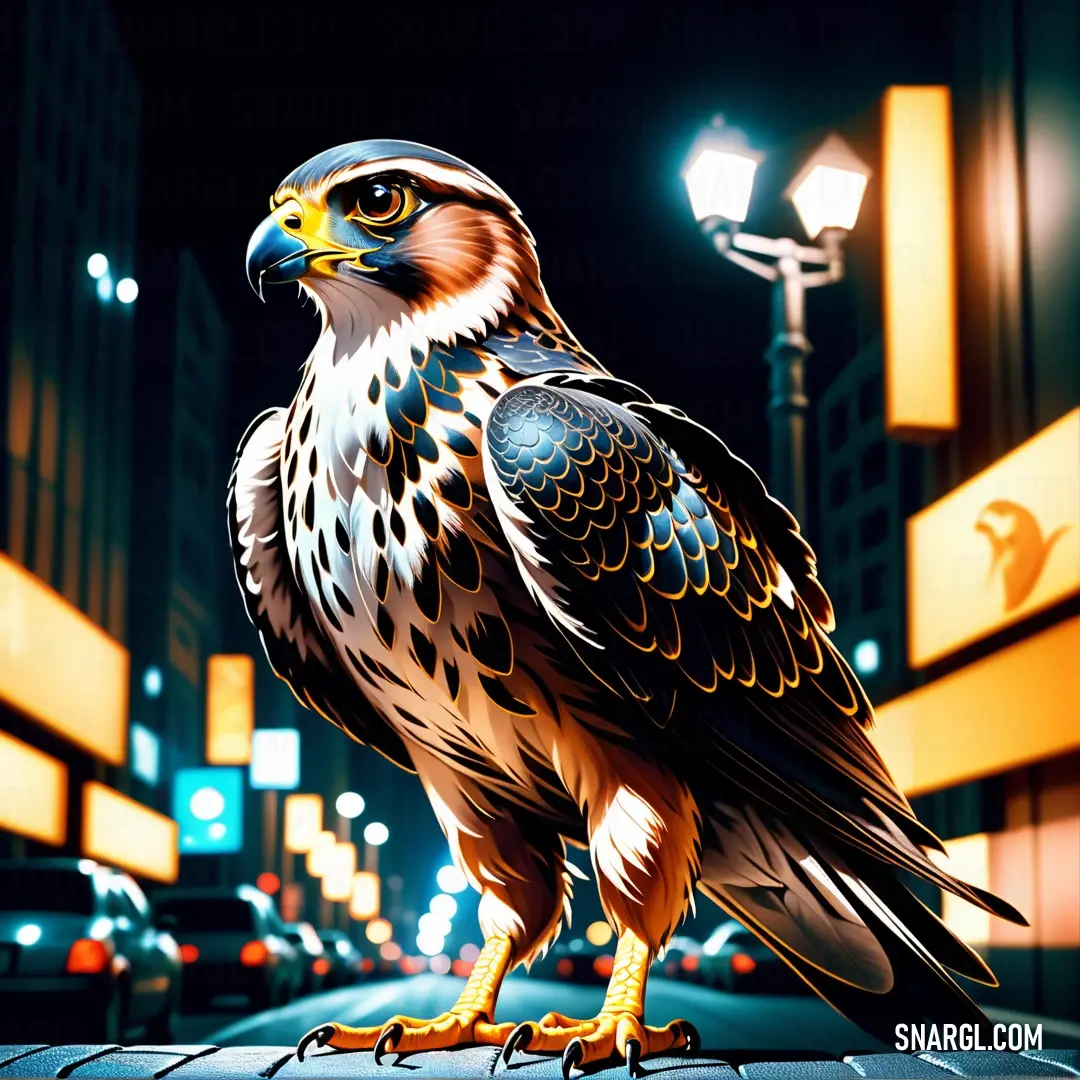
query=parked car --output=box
[655,935,706,983]
[528,938,613,986]
[701,919,803,993]
[316,930,364,988]
[0,858,182,1043]
[153,885,299,1011]
[283,922,328,995]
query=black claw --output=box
[562,1038,584,1080]
[296,1024,334,1063]
[374,1022,404,1066]
[501,1024,532,1066]
[624,1038,642,1078]
[680,1021,701,1054]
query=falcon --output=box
[230,140,1025,1076]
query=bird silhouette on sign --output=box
[974,499,1068,613]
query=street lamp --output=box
[684,117,871,525]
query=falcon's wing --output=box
[227,409,413,771]
[481,374,1019,919]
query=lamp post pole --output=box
[701,223,846,526]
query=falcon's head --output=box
[246,140,543,347]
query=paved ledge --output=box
[0,1046,1076,1080]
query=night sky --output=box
[111,0,954,485]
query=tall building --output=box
[817,0,1080,1020]
[0,0,155,866]
[130,251,229,810]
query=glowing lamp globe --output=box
[682,119,762,224]
[786,134,871,240]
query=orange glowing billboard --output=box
[82,781,179,883]
[0,730,67,846]
[907,408,1080,668]
[872,616,1080,797]
[284,794,323,853]
[0,552,128,763]
[882,86,958,440]
[206,654,255,765]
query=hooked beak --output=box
[245,214,312,300]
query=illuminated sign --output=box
[929,834,991,945]
[321,843,358,902]
[83,781,178,883]
[284,794,323,853]
[206,655,254,765]
[130,723,160,786]
[882,86,958,440]
[173,767,244,854]
[250,728,300,790]
[0,552,128,763]
[872,616,1080,797]
[350,871,381,920]
[0,730,67,846]
[908,408,1080,667]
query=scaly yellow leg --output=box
[502,929,698,1078]
[296,934,517,1061]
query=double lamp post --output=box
[682,117,871,527]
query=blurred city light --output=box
[87,780,179,881]
[116,277,139,304]
[96,275,113,301]
[682,117,761,223]
[0,552,127,765]
[418,912,452,938]
[416,930,445,956]
[321,842,357,902]
[853,639,881,675]
[173,767,243,855]
[786,134,871,241]
[349,871,381,920]
[366,918,393,945]
[0,731,67,847]
[206,655,255,765]
[380,941,402,962]
[430,953,452,975]
[256,871,281,895]
[459,942,481,963]
[86,253,109,279]
[306,830,336,877]
[142,665,163,699]
[568,938,584,952]
[363,821,389,846]
[250,728,301,790]
[284,794,323,853]
[586,920,614,947]
[429,893,458,920]
[130,723,160,786]
[15,924,41,946]
[336,791,365,818]
[436,864,468,894]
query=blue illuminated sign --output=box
[130,723,160,786]
[173,767,244,854]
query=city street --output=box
[175,975,1080,1056]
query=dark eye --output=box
[354,182,407,224]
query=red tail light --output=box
[313,957,330,976]
[731,951,757,975]
[240,940,270,966]
[361,957,375,973]
[66,938,111,974]
[681,954,699,972]
[179,944,200,964]
[557,958,574,979]
[593,955,614,978]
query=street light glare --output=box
[853,638,881,676]
[418,912,452,938]
[116,277,139,304]
[142,665,163,699]
[416,930,445,957]
[365,918,393,945]
[429,893,458,920]
[86,253,109,279]
[336,791,365,818]
[787,133,872,240]
[436,864,468,894]
[363,821,389,846]
[683,148,759,223]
